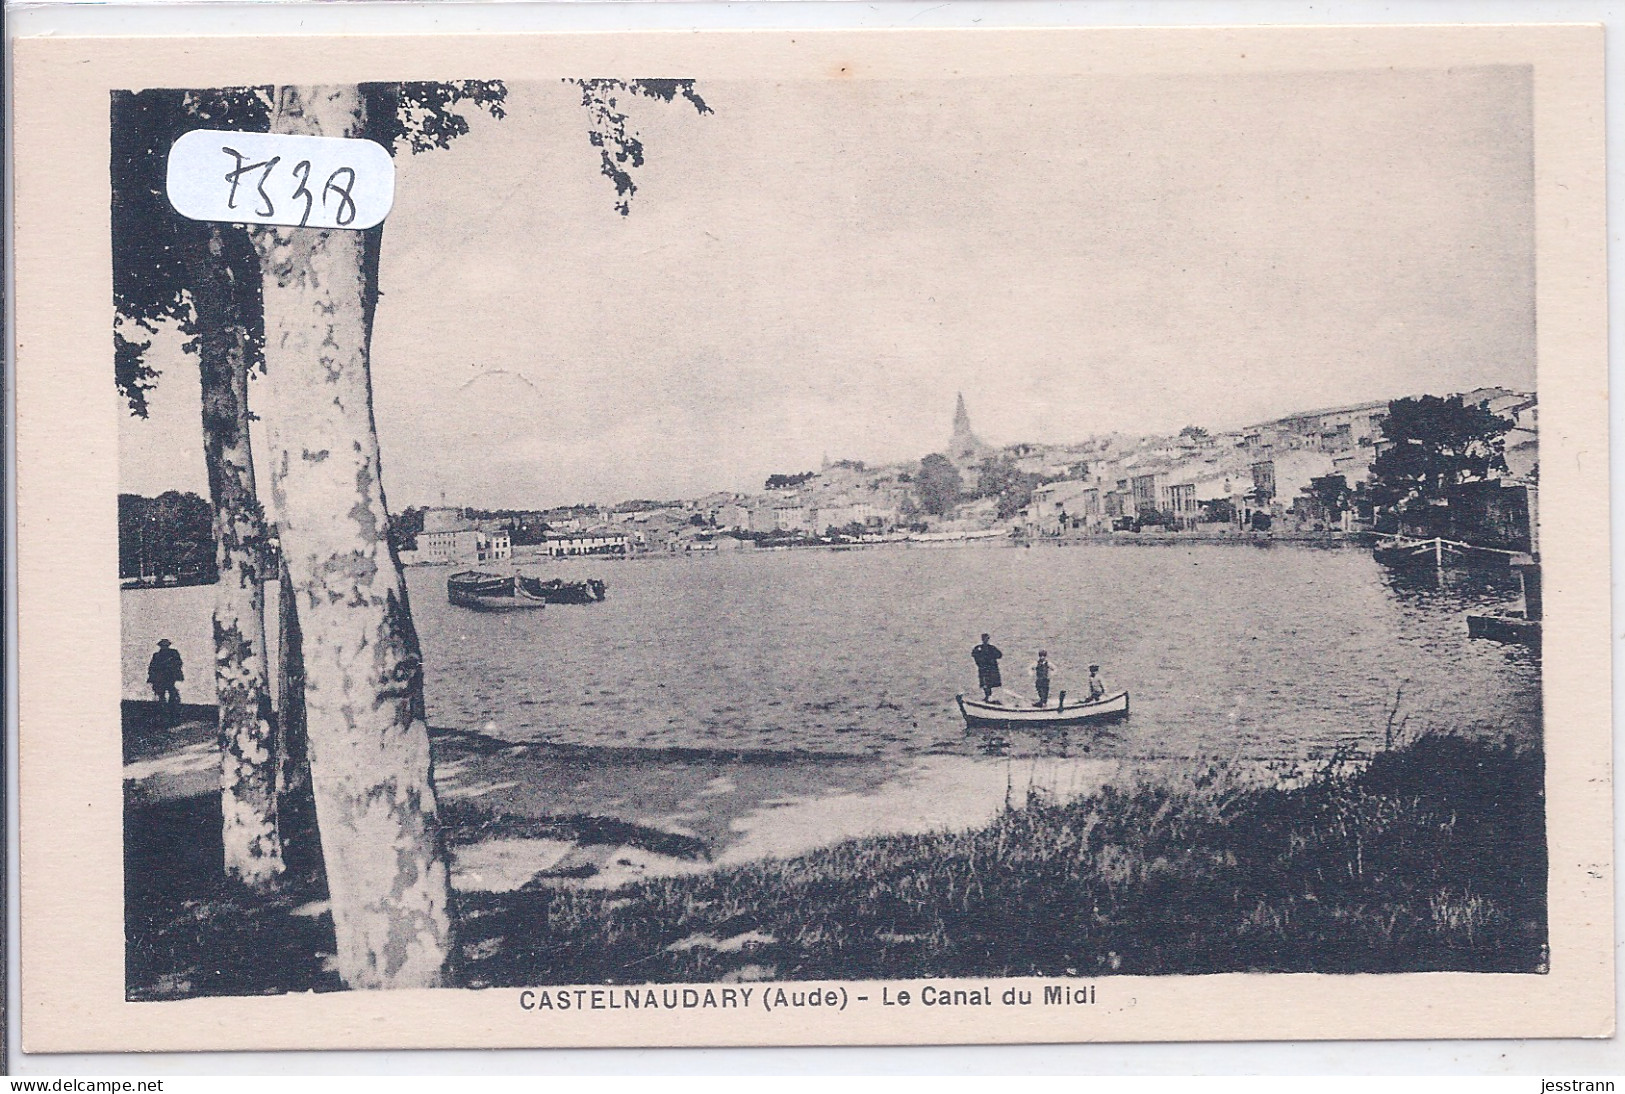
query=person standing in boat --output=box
[971,633,1003,701]
[1086,664,1107,703]
[1032,650,1055,707]
[147,639,184,704]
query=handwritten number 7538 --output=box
[222,147,359,227]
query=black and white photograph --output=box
[10,21,1611,1052]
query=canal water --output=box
[123,542,1540,762]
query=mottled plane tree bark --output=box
[222,77,705,987]
[250,83,505,988]
[114,89,284,889]
[113,84,509,892]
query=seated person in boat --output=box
[1086,664,1107,703]
[1031,650,1055,707]
[971,633,1003,701]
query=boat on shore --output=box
[955,690,1130,729]
[447,571,549,611]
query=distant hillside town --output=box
[374,385,1537,566]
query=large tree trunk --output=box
[251,84,454,990]
[275,553,317,870]
[181,222,285,890]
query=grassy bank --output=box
[457,732,1545,984]
[126,731,1545,999]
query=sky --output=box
[120,65,1535,509]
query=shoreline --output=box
[124,727,1547,998]
[124,704,1124,892]
[396,529,1374,565]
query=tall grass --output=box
[458,732,1545,984]
[125,730,1546,999]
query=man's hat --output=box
[1089,664,1100,671]
[157,639,172,648]
[1038,650,1047,657]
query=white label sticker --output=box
[165,129,395,230]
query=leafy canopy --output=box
[1370,395,1513,514]
[973,455,1041,521]
[569,79,712,216]
[112,81,509,417]
[113,78,708,413]
[915,454,963,517]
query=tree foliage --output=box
[112,82,511,417]
[568,79,712,216]
[388,506,428,554]
[1370,395,1513,516]
[973,455,1042,520]
[765,471,815,491]
[387,81,508,153]
[915,454,963,517]
[111,88,266,416]
[1308,474,1351,518]
[118,491,216,579]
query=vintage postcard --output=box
[9,21,1611,1052]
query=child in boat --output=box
[1086,664,1107,703]
[1032,651,1054,707]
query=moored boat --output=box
[447,570,549,611]
[518,575,608,604]
[956,689,1129,729]
[1466,611,1541,646]
[1372,536,1517,570]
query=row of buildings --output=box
[1022,387,1536,539]
[402,386,1538,563]
[404,506,633,566]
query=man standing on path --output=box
[147,639,184,704]
[972,633,1003,701]
[1032,650,1054,707]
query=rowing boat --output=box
[955,689,1129,729]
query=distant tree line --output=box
[119,492,217,581]
[765,471,816,490]
[388,506,428,554]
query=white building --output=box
[418,528,480,563]
[541,532,630,557]
[481,529,512,563]
[418,527,510,564]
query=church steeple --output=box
[948,392,989,465]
